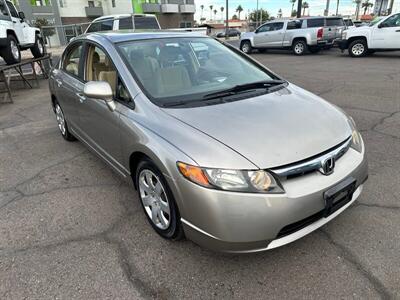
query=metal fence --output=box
[39,21,92,48]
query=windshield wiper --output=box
[203,79,286,100]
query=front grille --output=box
[271,136,352,179]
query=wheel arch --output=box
[6,29,19,43]
[292,37,307,46]
[347,36,368,48]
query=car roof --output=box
[93,14,157,22]
[81,30,208,44]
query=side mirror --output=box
[18,11,25,20]
[84,81,116,112]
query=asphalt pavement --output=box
[0,48,399,299]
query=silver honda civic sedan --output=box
[49,31,368,253]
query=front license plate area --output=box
[324,177,356,217]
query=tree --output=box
[290,0,296,16]
[213,9,218,21]
[220,6,224,21]
[248,9,270,24]
[302,1,309,16]
[354,0,362,19]
[209,5,213,20]
[200,5,204,21]
[32,18,55,46]
[232,14,238,20]
[278,8,283,18]
[236,5,244,20]
[291,9,297,17]
[362,0,373,15]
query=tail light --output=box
[317,27,323,40]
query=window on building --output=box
[179,21,193,28]
[88,1,94,7]
[112,0,115,7]
[59,0,63,8]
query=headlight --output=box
[348,117,363,153]
[342,30,347,40]
[177,162,284,194]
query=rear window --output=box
[119,17,133,29]
[344,19,353,26]
[326,18,344,26]
[86,18,113,32]
[307,18,324,28]
[134,16,160,29]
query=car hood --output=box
[162,84,352,169]
[241,31,255,40]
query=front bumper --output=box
[169,147,368,253]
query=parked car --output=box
[85,14,161,33]
[343,18,356,29]
[240,17,345,55]
[0,0,45,64]
[338,13,400,57]
[49,31,367,253]
[216,28,241,38]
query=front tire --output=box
[292,40,307,55]
[240,41,253,54]
[30,35,45,58]
[1,34,21,65]
[349,39,368,57]
[55,102,76,141]
[136,159,184,240]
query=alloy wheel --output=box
[139,169,171,230]
[352,43,365,56]
[55,104,66,135]
[242,43,250,53]
[294,43,304,54]
[10,40,19,60]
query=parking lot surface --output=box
[0,49,399,299]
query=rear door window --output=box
[134,16,160,29]
[307,18,324,28]
[86,18,113,33]
[287,20,303,30]
[273,22,284,31]
[326,18,344,26]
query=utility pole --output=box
[336,0,339,15]
[297,0,302,18]
[324,0,330,16]
[225,0,229,37]
[256,0,259,27]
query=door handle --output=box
[76,93,86,103]
[55,79,62,87]
[12,20,16,23]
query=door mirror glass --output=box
[84,81,116,111]
[18,11,25,20]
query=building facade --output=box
[373,0,389,15]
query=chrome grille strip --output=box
[271,137,352,178]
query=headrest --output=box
[93,51,100,64]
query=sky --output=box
[194,0,400,21]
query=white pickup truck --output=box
[0,0,44,64]
[338,13,400,57]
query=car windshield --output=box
[117,37,280,107]
[369,17,384,26]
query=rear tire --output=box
[30,35,45,58]
[135,158,184,240]
[1,34,21,65]
[240,41,253,54]
[349,39,368,57]
[292,40,307,55]
[54,101,76,141]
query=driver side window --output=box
[257,24,273,33]
[381,14,400,28]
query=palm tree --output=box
[362,0,373,15]
[200,5,204,21]
[220,6,224,21]
[336,0,340,15]
[213,9,218,21]
[278,8,283,18]
[290,0,296,16]
[236,5,244,20]
[302,1,309,16]
[354,0,362,19]
[209,5,213,21]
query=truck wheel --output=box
[30,35,45,58]
[292,40,306,55]
[240,41,252,54]
[349,39,367,57]
[1,35,21,65]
